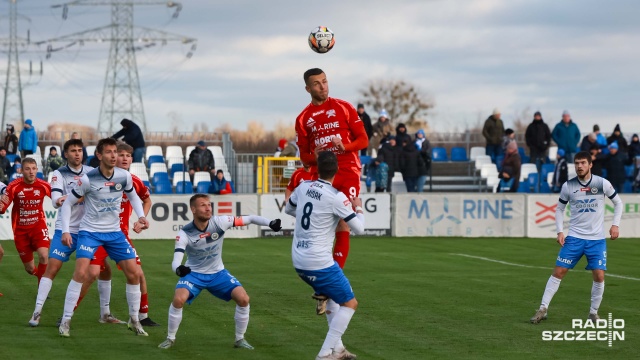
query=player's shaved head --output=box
[304,68,324,85]
[190,193,210,208]
[317,151,338,180]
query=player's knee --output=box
[343,298,358,310]
[24,264,35,274]
[237,294,250,307]
[172,297,186,309]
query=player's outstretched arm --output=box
[234,215,282,231]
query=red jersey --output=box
[0,178,51,232]
[120,174,150,235]
[286,168,316,192]
[295,97,368,172]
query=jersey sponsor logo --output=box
[306,117,316,127]
[557,256,573,265]
[199,232,210,239]
[97,197,121,212]
[312,121,340,133]
[312,110,324,116]
[343,199,350,206]
[326,109,336,118]
[52,249,67,258]
[34,190,40,196]
[580,187,590,192]
[313,133,342,147]
[575,198,597,213]
[79,244,95,253]
[105,182,115,186]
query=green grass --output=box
[0,237,638,360]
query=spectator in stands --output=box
[606,124,628,155]
[593,124,608,154]
[0,147,10,184]
[377,135,400,192]
[111,118,145,162]
[369,109,393,154]
[10,162,22,182]
[580,132,598,152]
[278,139,297,157]
[373,155,388,193]
[18,119,38,157]
[399,139,422,192]
[604,142,630,193]
[357,104,373,155]
[45,147,64,174]
[590,147,605,177]
[482,108,504,163]
[525,111,551,165]
[4,124,18,155]
[395,123,412,150]
[629,134,640,164]
[414,129,428,150]
[502,128,516,152]
[188,140,216,179]
[211,169,232,195]
[498,141,521,192]
[551,110,581,162]
[551,149,568,193]
[416,146,429,193]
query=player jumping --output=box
[285,151,365,360]
[295,68,368,314]
[158,194,282,350]
[530,151,623,324]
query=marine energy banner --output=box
[394,194,526,237]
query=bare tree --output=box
[359,79,434,130]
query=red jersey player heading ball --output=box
[295,68,368,271]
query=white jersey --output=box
[51,165,93,233]
[175,216,238,274]
[71,167,135,233]
[556,175,622,240]
[287,179,359,271]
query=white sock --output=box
[34,277,53,313]
[325,300,344,352]
[540,276,561,309]
[167,304,183,341]
[590,281,604,315]
[139,312,148,320]
[98,280,112,317]
[234,305,250,341]
[125,283,141,322]
[319,307,355,357]
[63,280,82,321]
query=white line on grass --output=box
[450,253,640,282]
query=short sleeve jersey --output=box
[175,216,241,274]
[0,178,51,232]
[72,167,134,233]
[51,165,94,233]
[286,168,316,192]
[120,174,150,235]
[295,97,364,172]
[558,175,617,240]
[289,179,356,270]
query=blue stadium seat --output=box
[625,165,635,179]
[540,163,555,180]
[152,172,169,185]
[602,169,608,179]
[176,181,194,194]
[142,180,151,189]
[450,147,468,162]
[170,163,184,175]
[539,182,551,193]
[360,155,372,166]
[196,181,211,194]
[517,181,529,193]
[6,154,18,163]
[522,155,530,163]
[623,180,632,193]
[147,155,165,168]
[518,147,526,159]
[527,173,539,193]
[431,147,447,162]
[154,181,172,194]
[36,172,44,180]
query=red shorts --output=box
[91,234,140,272]
[14,225,50,263]
[332,168,361,198]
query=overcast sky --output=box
[6,0,640,135]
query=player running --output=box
[285,151,365,360]
[57,138,149,337]
[530,151,623,324]
[158,194,282,350]
[81,142,157,326]
[0,157,51,287]
[295,68,368,314]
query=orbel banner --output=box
[527,194,640,238]
[260,193,391,237]
[394,194,526,237]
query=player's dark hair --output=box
[190,193,210,207]
[317,151,338,180]
[22,157,37,167]
[117,142,133,154]
[304,68,324,85]
[96,138,118,154]
[63,139,84,152]
[574,151,592,165]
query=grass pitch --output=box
[0,237,638,360]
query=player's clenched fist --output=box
[269,219,282,232]
[175,265,191,277]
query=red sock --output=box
[36,263,47,285]
[333,231,350,269]
[140,293,149,314]
[74,295,85,311]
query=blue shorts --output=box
[76,231,136,263]
[296,262,355,305]
[49,230,78,262]
[556,236,607,270]
[176,269,242,304]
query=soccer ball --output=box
[308,26,335,54]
